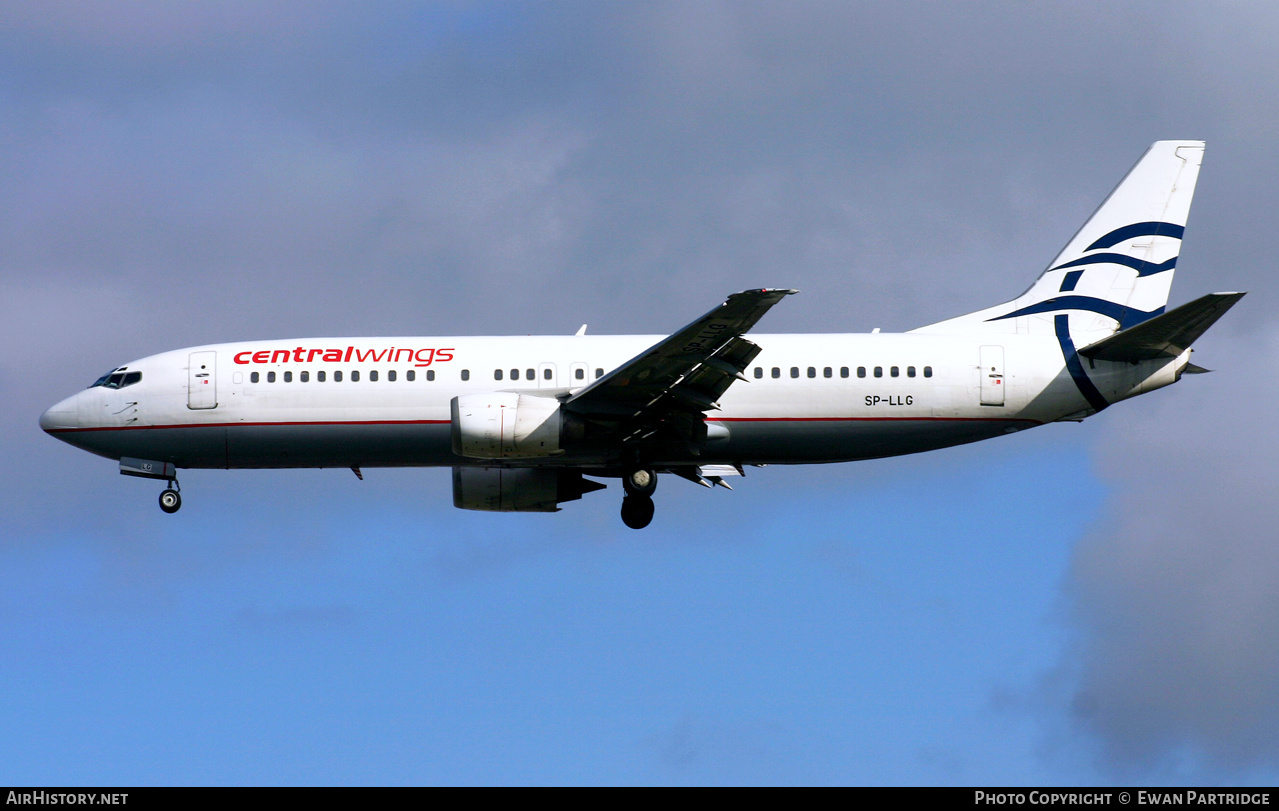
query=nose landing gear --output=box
[119,458,183,514]
[159,487,182,514]
[157,475,181,514]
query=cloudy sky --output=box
[3,1,1278,785]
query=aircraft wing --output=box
[564,288,796,440]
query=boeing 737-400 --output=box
[41,141,1243,528]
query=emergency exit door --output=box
[538,362,558,389]
[188,351,218,410]
[979,345,1004,406]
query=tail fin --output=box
[914,140,1205,339]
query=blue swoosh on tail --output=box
[1050,253,1177,277]
[1085,221,1184,251]
[1055,314,1109,412]
[987,295,1164,328]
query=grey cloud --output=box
[8,2,1275,345]
[1063,329,1279,773]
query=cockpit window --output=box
[89,368,142,389]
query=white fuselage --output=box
[41,329,1154,471]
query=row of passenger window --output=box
[249,369,437,383]
[494,368,605,381]
[752,365,933,379]
[247,367,611,385]
[248,364,933,385]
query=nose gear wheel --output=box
[159,488,181,514]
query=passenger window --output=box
[334,371,343,382]
[857,367,866,378]
[575,367,584,380]
[426,370,435,381]
[754,367,763,379]
[268,371,276,383]
[251,372,260,383]
[823,367,832,378]
[461,369,470,381]
[370,370,378,382]
[907,366,916,378]
[874,367,882,378]
[807,367,816,378]
[840,367,849,378]
[924,366,933,378]
[890,366,899,378]
[301,371,310,383]
[595,368,603,379]
[526,369,534,380]
[406,370,415,381]
[772,367,780,378]
[284,371,292,383]
[351,370,360,382]
[388,370,396,382]
[318,371,326,382]
[543,368,552,380]
[790,367,799,378]
[495,369,504,381]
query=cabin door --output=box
[979,345,1004,406]
[188,351,218,410]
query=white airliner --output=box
[41,141,1242,528]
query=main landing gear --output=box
[620,467,657,529]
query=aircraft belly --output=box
[715,418,1028,463]
[224,422,455,468]
[56,425,229,468]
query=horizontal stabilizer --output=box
[1079,292,1245,363]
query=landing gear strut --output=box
[159,479,181,514]
[620,467,657,528]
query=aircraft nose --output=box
[40,394,79,433]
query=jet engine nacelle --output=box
[452,467,607,512]
[451,392,567,459]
